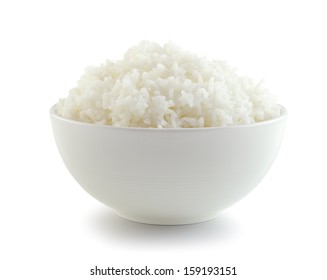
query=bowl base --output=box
[113,211,219,225]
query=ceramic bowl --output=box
[50,105,287,225]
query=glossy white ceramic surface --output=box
[50,106,287,225]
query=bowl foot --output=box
[113,211,219,225]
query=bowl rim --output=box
[50,104,287,131]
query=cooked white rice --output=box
[55,41,281,128]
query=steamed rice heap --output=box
[55,41,281,128]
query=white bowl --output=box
[50,106,287,225]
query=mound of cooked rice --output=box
[55,41,281,128]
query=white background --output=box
[1,0,326,279]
